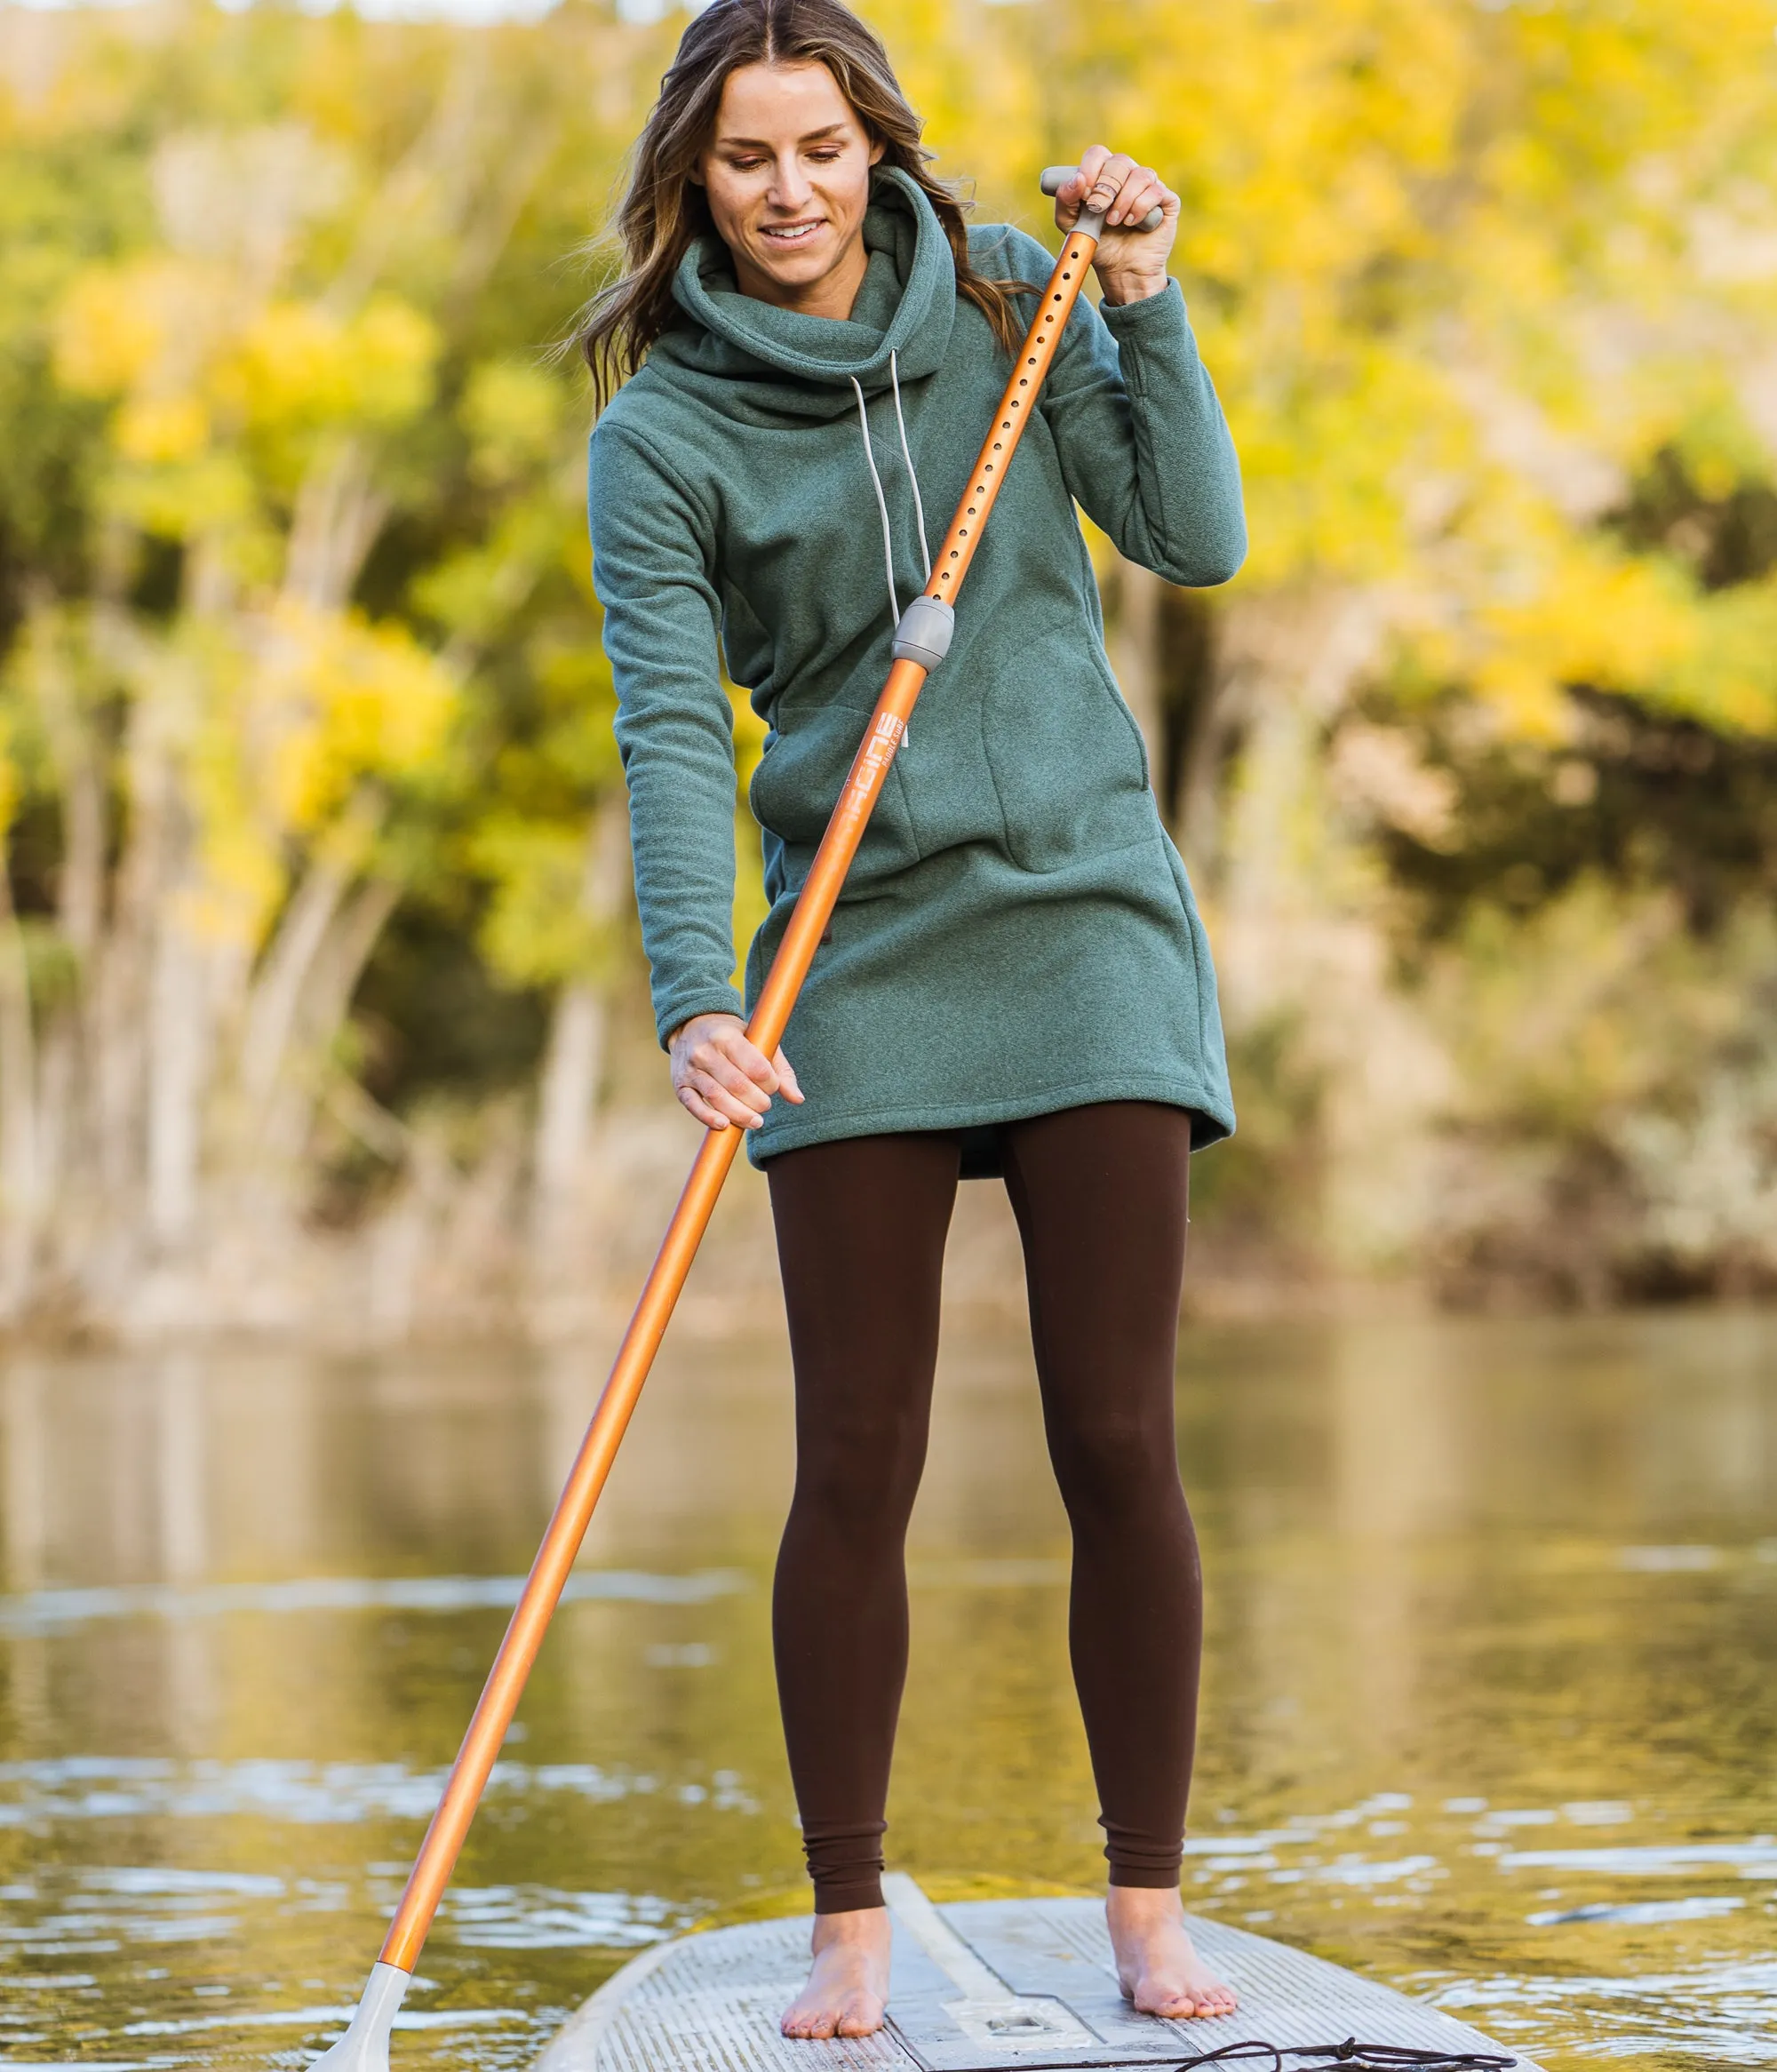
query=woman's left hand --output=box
[1051,147,1179,306]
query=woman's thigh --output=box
[1000,1102,1193,1486]
[766,1130,963,1490]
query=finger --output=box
[689,1071,767,1128]
[677,1085,731,1131]
[1077,142,1112,193]
[1056,145,1111,229]
[689,1042,772,1112]
[773,1048,805,1103]
[1120,174,1175,229]
[715,1029,780,1093]
[1084,152,1136,215]
[1107,168,1164,227]
[699,1054,771,1116]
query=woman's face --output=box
[693,60,883,315]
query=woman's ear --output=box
[867,136,885,167]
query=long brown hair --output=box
[578,0,1029,406]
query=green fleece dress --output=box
[587,167,1245,1170]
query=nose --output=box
[767,150,814,212]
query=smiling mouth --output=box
[760,219,823,246]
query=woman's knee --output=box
[1046,1402,1183,1523]
[790,1402,929,1539]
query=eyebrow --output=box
[714,123,850,147]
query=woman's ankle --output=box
[1107,1884,1185,1924]
[811,1903,890,1949]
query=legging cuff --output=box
[806,1819,888,1914]
[1104,1826,1184,1888]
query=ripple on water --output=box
[0,1319,1773,2072]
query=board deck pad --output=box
[533,1886,1541,2072]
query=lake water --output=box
[0,1305,1773,2072]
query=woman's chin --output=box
[748,235,835,283]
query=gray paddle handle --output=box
[1040,166,1166,239]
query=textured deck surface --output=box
[534,1890,1541,2072]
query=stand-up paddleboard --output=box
[534,1876,1539,2072]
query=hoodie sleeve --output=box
[991,227,1247,588]
[588,414,745,1047]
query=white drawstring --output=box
[851,374,900,626]
[888,350,931,587]
[850,349,930,634]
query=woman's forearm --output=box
[590,421,747,1045]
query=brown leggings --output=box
[766,1100,1201,1914]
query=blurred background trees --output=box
[0,0,1774,1339]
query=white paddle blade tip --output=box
[310,1963,410,2072]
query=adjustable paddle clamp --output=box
[310,1962,410,2072]
[892,595,955,671]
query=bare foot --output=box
[1106,1886,1239,2020]
[780,1906,892,2040]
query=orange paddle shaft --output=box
[377,216,1107,1978]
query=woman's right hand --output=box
[668,1013,804,1131]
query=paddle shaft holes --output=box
[929,279,1084,578]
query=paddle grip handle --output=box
[1040,164,1166,238]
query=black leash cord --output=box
[1296,2046,1516,2070]
[1159,2047,1287,2072]
[1162,2044,1516,2072]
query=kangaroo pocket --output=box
[748,694,920,889]
[980,639,1153,873]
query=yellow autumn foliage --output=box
[219,293,439,435]
[259,602,456,833]
[51,258,184,395]
[2,0,1776,1311]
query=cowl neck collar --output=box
[652,164,956,419]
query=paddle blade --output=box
[311,1963,410,2072]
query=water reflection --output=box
[0,1308,1772,2070]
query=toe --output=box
[1136,1988,1197,2020]
[842,1994,886,2037]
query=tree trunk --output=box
[254,874,402,1182]
[237,792,383,1109]
[147,889,211,1253]
[533,981,606,1216]
[530,800,631,1254]
[0,855,40,1319]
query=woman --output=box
[582,0,1244,2040]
